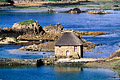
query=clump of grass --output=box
[118,71,120,77]
[18,19,36,25]
[111,60,120,77]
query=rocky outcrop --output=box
[12,19,45,35]
[74,31,105,37]
[63,8,82,14]
[17,23,64,41]
[0,20,45,44]
[0,28,22,38]
[19,41,55,52]
[111,5,120,10]
[19,37,96,52]
[17,32,62,41]
[82,38,96,52]
[0,58,38,66]
[43,23,64,33]
[69,8,82,14]
[13,0,42,3]
[0,37,16,44]
[0,2,12,6]
[0,19,45,38]
[17,23,105,41]
[0,21,105,46]
[108,49,120,59]
[88,10,111,14]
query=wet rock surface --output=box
[69,8,82,14]
[12,19,45,34]
[0,58,38,66]
[19,37,96,52]
[19,42,55,52]
[43,23,64,33]
[108,49,120,59]
[63,8,82,14]
[0,20,105,52]
[88,10,111,14]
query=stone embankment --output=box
[1,57,119,68]
[0,58,106,66]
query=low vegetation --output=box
[18,19,36,25]
[112,60,120,77]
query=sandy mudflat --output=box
[8,49,54,55]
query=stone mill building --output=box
[55,31,83,59]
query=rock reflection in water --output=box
[55,66,82,72]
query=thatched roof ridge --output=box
[55,32,83,46]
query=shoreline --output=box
[0,7,100,13]
[0,57,119,77]
[0,1,120,12]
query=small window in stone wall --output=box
[74,46,77,52]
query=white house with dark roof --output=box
[55,31,83,59]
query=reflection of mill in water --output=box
[55,66,83,72]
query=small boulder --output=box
[88,10,111,14]
[113,5,119,7]
[69,8,82,14]
[48,9,54,13]
[43,23,64,33]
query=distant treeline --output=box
[0,0,13,3]
[0,0,120,3]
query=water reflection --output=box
[0,65,36,69]
[55,66,82,72]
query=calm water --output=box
[0,10,120,80]
[0,10,120,58]
[0,66,118,80]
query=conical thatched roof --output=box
[55,32,83,46]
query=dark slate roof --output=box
[55,32,83,46]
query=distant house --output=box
[55,31,83,59]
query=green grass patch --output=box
[111,60,120,77]
[18,19,36,25]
